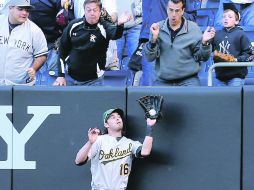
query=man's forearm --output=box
[75,141,93,165]
[32,55,47,71]
[141,125,154,156]
[141,136,153,156]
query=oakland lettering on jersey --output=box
[99,143,133,164]
[0,35,9,45]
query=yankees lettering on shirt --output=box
[0,106,60,169]
[99,143,132,164]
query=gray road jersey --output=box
[90,134,142,190]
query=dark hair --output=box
[168,0,186,9]
[83,0,102,9]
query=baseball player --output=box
[75,108,157,190]
[0,0,48,85]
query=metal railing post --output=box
[207,62,254,86]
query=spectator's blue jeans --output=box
[215,78,245,86]
[39,48,58,73]
[152,76,200,86]
[140,53,156,86]
[65,73,103,86]
[116,24,141,63]
[215,1,254,26]
[36,48,59,85]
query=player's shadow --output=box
[127,149,175,190]
[126,104,187,190]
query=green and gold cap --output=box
[103,108,124,123]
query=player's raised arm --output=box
[75,128,100,165]
[141,118,157,156]
[137,95,163,156]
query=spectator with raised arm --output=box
[143,0,214,86]
[53,0,131,86]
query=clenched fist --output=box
[150,23,160,43]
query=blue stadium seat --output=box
[242,26,254,44]
[185,0,201,11]
[241,26,254,85]
[203,0,219,19]
[205,0,220,9]
[196,8,215,27]
[103,70,134,86]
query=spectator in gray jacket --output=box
[144,0,215,86]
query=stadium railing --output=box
[207,62,254,86]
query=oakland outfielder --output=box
[75,108,157,190]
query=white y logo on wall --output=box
[0,106,60,169]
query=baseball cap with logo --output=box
[9,0,34,8]
[223,3,241,20]
[103,108,124,124]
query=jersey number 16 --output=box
[120,163,129,175]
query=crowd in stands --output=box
[0,0,253,87]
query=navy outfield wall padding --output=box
[12,86,126,190]
[242,86,254,190]
[0,86,13,190]
[126,87,242,190]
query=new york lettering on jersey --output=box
[0,35,9,44]
[13,39,31,51]
[0,33,32,52]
